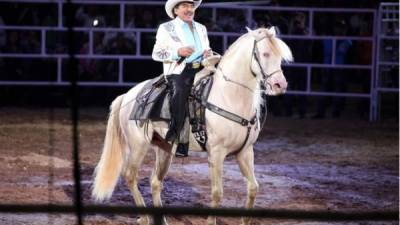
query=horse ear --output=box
[246,27,259,39]
[267,26,277,37]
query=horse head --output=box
[246,27,293,95]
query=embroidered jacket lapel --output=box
[173,19,187,46]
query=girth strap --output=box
[203,101,257,127]
[203,101,256,155]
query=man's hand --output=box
[178,46,194,57]
[203,49,212,58]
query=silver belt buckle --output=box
[192,62,200,69]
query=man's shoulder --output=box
[194,21,207,30]
[158,20,175,30]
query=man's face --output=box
[174,2,195,23]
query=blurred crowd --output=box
[0,1,396,119]
[0,2,377,52]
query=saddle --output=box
[129,70,214,150]
[130,54,221,121]
[130,75,171,121]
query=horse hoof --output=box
[240,218,251,225]
[206,217,216,225]
[161,217,170,225]
[137,217,150,225]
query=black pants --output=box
[167,65,201,141]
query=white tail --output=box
[92,94,125,201]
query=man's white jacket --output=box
[152,18,210,75]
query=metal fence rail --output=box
[373,2,399,120]
[0,204,397,225]
[0,0,381,120]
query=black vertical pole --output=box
[65,1,83,224]
[47,107,55,225]
[153,212,163,225]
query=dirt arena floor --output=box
[0,107,398,225]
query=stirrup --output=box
[175,143,189,158]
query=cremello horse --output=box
[92,27,292,225]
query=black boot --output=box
[165,119,178,143]
[175,143,189,157]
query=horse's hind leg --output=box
[236,146,259,225]
[150,147,173,225]
[123,141,151,225]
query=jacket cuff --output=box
[172,49,180,61]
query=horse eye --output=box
[263,52,270,57]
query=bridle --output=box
[251,37,282,77]
[219,34,282,93]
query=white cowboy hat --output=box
[165,0,202,19]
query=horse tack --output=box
[128,71,258,154]
[189,76,213,150]
[251,39,282,80]
[189,34,281,155]
[219,37,283,93]
[190,75,258,155]
[129,74,171,121]
[151,132,173,153]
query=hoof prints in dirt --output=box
[63,167,202,207]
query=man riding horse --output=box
[152,0,212,157]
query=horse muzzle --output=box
[269,79,288,95]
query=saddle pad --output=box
[129,75,171,121]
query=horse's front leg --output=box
[236,146,259,225]
[207,151,226,225]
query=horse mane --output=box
[219,33,251,64]
[221,28,293,64]
[268,35,293,63]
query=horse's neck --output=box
[219,45,255,90]
[209,45,257,118]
